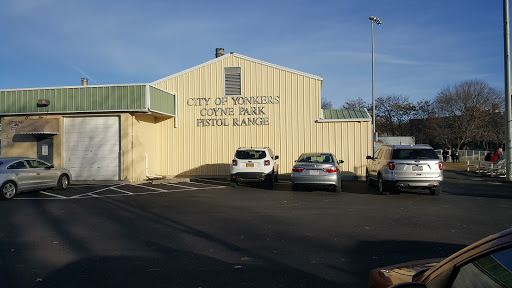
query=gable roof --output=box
[317,108,371,122]
[151,52,323,85]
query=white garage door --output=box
[64,117,120,180]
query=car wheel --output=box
[1,181,17,200]
[430,186,442,195]
[378,175,389,195]
[366,170,372,186]
[57,175,70,190]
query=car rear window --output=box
[297,154,333,163]
[236,150,267,159]
[392,149,439,160]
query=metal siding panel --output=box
[0,85,147,114]
[152,54,370,178]
[149,86,175,115]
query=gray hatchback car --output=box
[0,157,72,200]
[366,145,443,195]
[291,153,344,192]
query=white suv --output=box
[366,145,443,195]
[230,147,279,189]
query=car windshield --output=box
[236,150,267,159]
[297,154,333,163]
[392,149,439,160]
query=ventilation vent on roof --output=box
[224,67,241,96]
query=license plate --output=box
[310,170,320,175]
[246,163,254,167]
[412,165,423,171]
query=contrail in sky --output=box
[71,65,99,84]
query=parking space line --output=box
[110,187,134,194]
[130,183,167,191]
[195,178,229,184]
[15,197,66,200]
[14,181,226,200]
[162,183,198,190]
[76,187,202,198]
[71,184,127,198]
[189,181,226,188]
[70,184,116,188]
[40,191,67,198]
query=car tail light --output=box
[387,161,395,170]
[439,162,443,170]
[232,160,237,166]
[292,167,304,173]
[264,160,270,166]
[324,167,339,173]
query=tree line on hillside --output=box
[321,79,506,150]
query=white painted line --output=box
[189,181,226,188]
[72,187,205,199]
[71,184,127,198]
[14,183,225,200]
[162,183,198,190]
[70,184,118,188]
[40,191,67,198]
[15,197,67,200]
[130,183,167,191]
[111,187,134,194]
[195,178,230,184]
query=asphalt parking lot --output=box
[1,171,511,288]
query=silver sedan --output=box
[0,157,72,200]
[291,153,344,192]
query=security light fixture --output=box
[369,16,382,25]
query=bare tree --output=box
[321,98,333,109]
[430,80,502,149]
[342,97,370,109]
[375,94,416,136]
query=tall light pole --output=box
[504,0,512,181]
[370,16,382,154]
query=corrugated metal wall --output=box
[149,86,175,116]
[153,54,372,178]
[0,85,147,114]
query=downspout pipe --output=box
[145,154,165,180]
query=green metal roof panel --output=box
[323,108,370,120]
[149,86,175,116]
[0,85,148,115]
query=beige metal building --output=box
[0,51,372,182]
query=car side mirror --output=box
[389,283,427,288]
[366,156,373,160]
[338,160,344,164]
[275,155,279,160]
[47,164,54,169]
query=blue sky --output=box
[0,0,506,108]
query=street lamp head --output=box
[369,16,382,25]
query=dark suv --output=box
[366,145,443,195]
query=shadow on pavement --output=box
[36,252,339,288]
